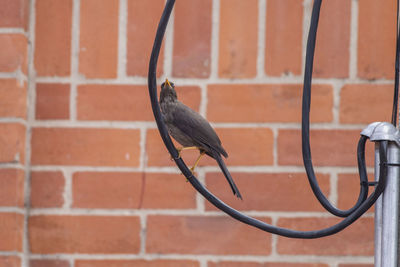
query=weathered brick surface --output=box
[0,34,27,73]
[265,0,303,76]
[127,0,165,77]
[31,128,140,166]
[340,84,392,124]
[0,0,392,265]
[146,215,272,255]
[358,0,396,79]
[313,0,351,78]
[72,172,195,209]
[0,79,26,118]
[209,262,328,267]
[0,169,24,207]
[76,260,199,267]
[30,171,65,208]
[0,123,26,164]
[34,0,71,76]
[35,83,70,120]
[0,0,29,28]
[30,260,70,267]
[0,256,21,267]
[219,0,258,78]
[29,215,140,254]
[79,0,118,78]
[0,213,24,251]
[207,84,333,123]
[173,0,212,78]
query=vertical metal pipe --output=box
[375,143,383,267]
[380,141,400,266]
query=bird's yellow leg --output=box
[190,151,205,173]
[175,146,200,159]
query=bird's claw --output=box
[170,149,182,161]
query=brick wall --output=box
[0,0,396,266]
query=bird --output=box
[159,78,242,199]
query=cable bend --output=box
[147,0,387,238]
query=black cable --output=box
[147,0,387,238]
[301,1,369,217]
[391,0,400,126]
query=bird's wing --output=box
[172,102,228,157]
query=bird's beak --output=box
[165,79,171,87]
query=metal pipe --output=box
[375,143,383,267]
[379,141,400,266]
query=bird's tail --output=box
[215,154,242,199]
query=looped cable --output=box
[147,0,388,238]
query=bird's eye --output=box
[161,82,165,87]
[171,82,175,87]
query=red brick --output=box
[77,84,200,121]
[30,171,65,208]
[314,0,350,78]
[0,169,24,207]
[277,217,373,255]
[265,0,303,76]
[340,84,392,124]
[205,172,330,212]
[29,215,140,254]
[79,0,118,78]
[219,0,258,78]
[0,123,25,164]
[358,0,396,79]
[35,83,70,120]
[76,260,199,267]
[31,128,140,167]
[73,172,141,209]
[338,173,374,212]
[0,213,23,251]
[339,265,373,267]
[0,34,27,73]
[30,260,69,267]
[212,128,273,166]
[278,129,375,167]
[209,262,328,267]
[0,79,26,119]
[146,215,271,255]
[34,0,71,76]
[72,172,196,209]
[173,0,211,78]
[141,173,196,209]
[127,0,164,77]
[0,0,29,28]
[147,128,274,167]
[207,84,333,123]
[0,256,20,267]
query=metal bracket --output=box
[361,122,400,146]
[363,122,400,267]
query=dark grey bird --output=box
[160,79,242,199]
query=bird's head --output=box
[160,78,177,102]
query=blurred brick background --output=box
[0,0,397,266]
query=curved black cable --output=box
[391,0,400,126]
[301,0,369,217]
[147,0,387,238]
